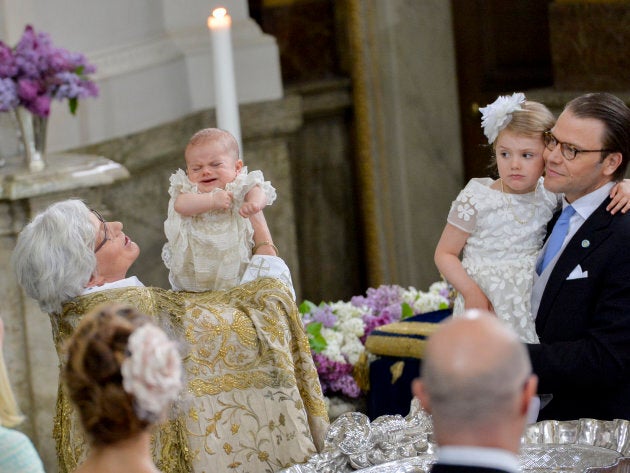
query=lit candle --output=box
[208,7,243,155]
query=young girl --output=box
[435,93,629,343]
[162,128,277,292]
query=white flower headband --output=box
[121,323,182,422]
[479,92,526,144]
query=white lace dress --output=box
[162,167,277,292]
[448,177,559,343]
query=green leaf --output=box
[401,302,414,320]
[68,97,78,115]
[306,322,327,353]
[299,300,318,314]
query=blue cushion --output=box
[364,308,451,359]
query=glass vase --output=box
[15,107,47,172]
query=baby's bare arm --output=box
[239,186,267,218]
[174,190,232,216]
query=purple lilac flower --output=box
[351,284,403,315]
[0,42,18,78]
[0,78,18,111]
[312,353,362,397]
[350,285,405,342]
[67,51,96,74]
[361,304,400,343]
[29,94,51,117]
[13,25,51,79]
[310,305,337,328]
[17,78,39,101]
[328,373,361,398]
[3,25,99,116]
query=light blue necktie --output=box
[537,205,576,275]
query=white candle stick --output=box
[208,7,243,156]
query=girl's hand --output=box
[464,289,495,314]
[239,201,264,218]
[210,190,233,210]
[607,180,630,214]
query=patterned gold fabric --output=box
[51,278,329,473]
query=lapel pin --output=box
[582,239,590,248]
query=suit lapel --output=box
[536,198,614,331]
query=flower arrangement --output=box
[300,282,451,399]
[0,25,98,117]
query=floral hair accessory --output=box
[121,324,182,422]
[479,92,526,144]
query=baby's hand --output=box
[210,190,233,210]
[239,201,264,218]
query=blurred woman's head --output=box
[63,305,182,446]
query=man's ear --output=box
[603,152,622,177]
[520,374,538,416]
[412,378,432,413]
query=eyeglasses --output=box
[543,131,613,161]
[91,209,110,253]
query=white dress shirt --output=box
[83,255,296,300]
[436,446,521,473]
[82,276,144,295]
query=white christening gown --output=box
[162,167,276,292]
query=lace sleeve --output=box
[446,184,478,234]
[228,168,277,205]
[167,169,196,197]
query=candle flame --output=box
[212,7,227,19]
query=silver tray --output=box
[279,415,630,473]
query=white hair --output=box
[422,334,531,428]
[12,200,97,314]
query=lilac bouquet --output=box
[300,282,451,399]
[0,25,98,117]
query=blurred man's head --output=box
[413,310,537,452]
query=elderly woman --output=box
[13,200,291,313]
[12,199,327,473]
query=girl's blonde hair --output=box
[497,100,555,145]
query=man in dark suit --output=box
[530,92,630,421]
[413,310,538,473]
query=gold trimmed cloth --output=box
[51,277,329,473]
[364,310,452,360]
